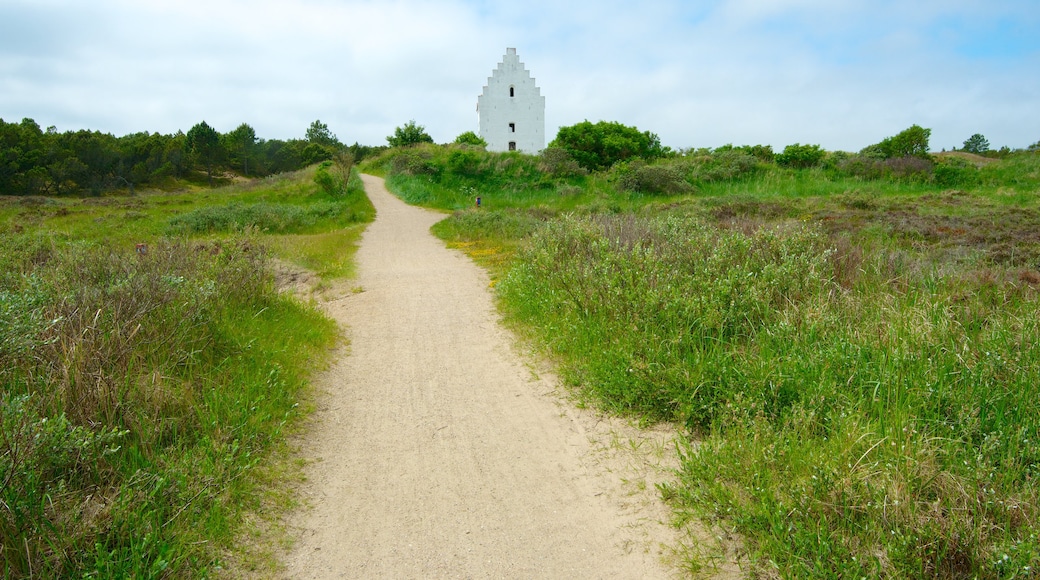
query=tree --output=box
[453,131,487,147]
[185,121,224,183]
[226,123,258,175]
[550,120,665,171]
[387,120,434,147]
[862,125,931,159]
[962,133,990,154]
[305,120,341,149]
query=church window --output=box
[509,123,515,133]
[509,86,515,97]
[508,141,517,151]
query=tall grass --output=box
[497,214,1039,578]
[0,162,372,576]
[0,230,338,576]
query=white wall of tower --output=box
[477,48,545,154]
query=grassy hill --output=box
[365,144,1040,578]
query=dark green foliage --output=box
[305,119,342,149]
[934,156,981,187]
[963,133,990,154]
[345,141,387,163]
[225,123,258,176]
[185,121,224,183]
[387,120,434,148]
[453,131,487,147]
[550,120,665,171]
[862,124,932,159]
[776,143,826,168]
[0,117,351,195]
[446,148,485,177]
[740,144,775,162]
[711,143,774,162]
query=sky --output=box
[2,0,1038,152]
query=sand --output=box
[279,175,685,579]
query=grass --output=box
[377,144,1040,578]
[0,163,372,576]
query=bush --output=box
[837,154,886,179]
[615,162,691,195]
[550,120,665,171]
[453,131,487,147]
[388,147,439,176]
[883,155,933,181]
[934,157,981,187]
[538,147,587,178]
[777,143,826,168]
[446,149,485,177]
[693,150,760,182]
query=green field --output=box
[364,142,1040,579]
[0,160,372,576]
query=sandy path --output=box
[280,175,678,579]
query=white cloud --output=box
[1,0,1037,150]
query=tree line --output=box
[0,118,384,196]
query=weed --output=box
[381,146,1040,578]
[0,167,363,576]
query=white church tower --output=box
[478,48,545,154]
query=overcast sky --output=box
[2,0,1038,152]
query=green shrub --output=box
[550,120,665,171]
[538,147,587,178]
[777,143,826,168]
[614,162,691,194]
[388,147,439,176]
[837,153,886,179]
[694,150,760,182]
[1,394,127,576]
[446,149,486,177]
[453,131,487,147]
[883,155,934,182]
[934,157,981,187]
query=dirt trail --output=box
[280,175,683,578]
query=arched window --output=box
[508,141,517,151]
[508,123,516,133]
[509,86,515,97]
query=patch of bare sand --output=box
[275,175,737,578]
